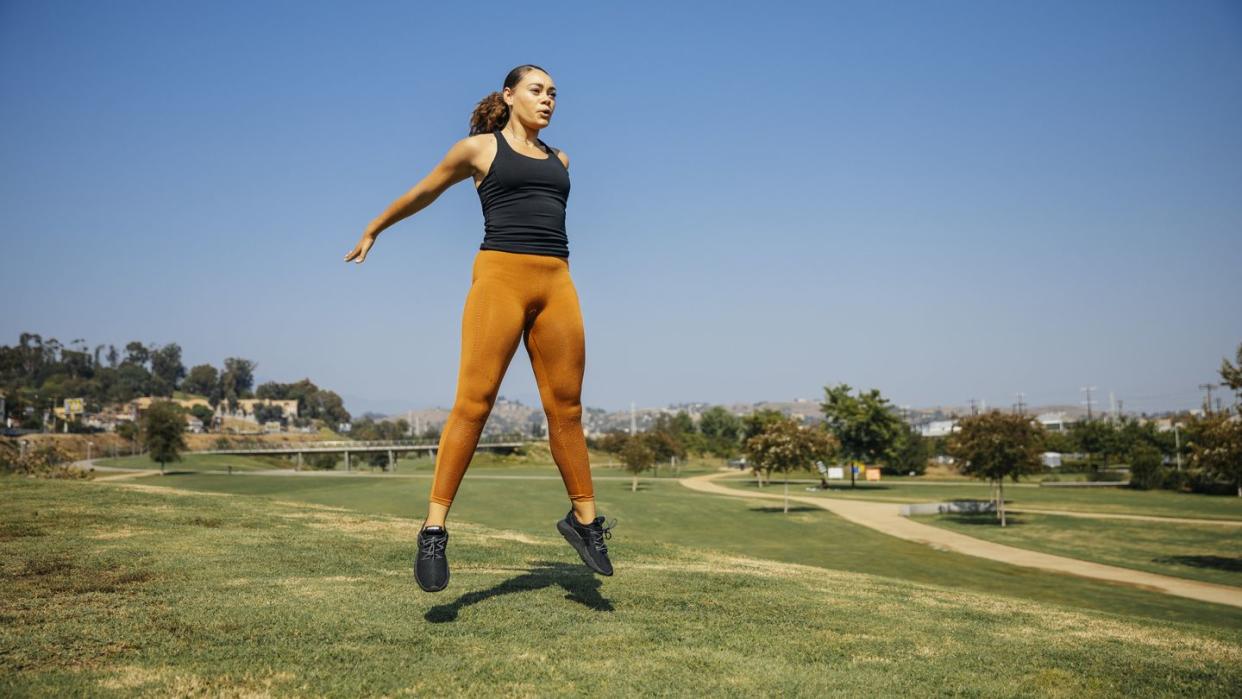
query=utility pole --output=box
[1199,383,1216,414]
[1013,392,1026,415]
[1081,386,1096,420]
[968,398,979,416]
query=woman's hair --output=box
[469,64,549,136]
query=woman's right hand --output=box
[344,233,377,264]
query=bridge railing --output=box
[200,437,526,452]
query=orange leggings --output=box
[429,249,594,507]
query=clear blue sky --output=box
[2,1,1239,417]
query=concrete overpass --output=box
[197,437,527,471]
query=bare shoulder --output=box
[447,133,493,161]
[440,133,498,176]
[554,147,569,169]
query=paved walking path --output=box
[679,471,1242,609]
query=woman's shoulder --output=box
[545,143,569,169]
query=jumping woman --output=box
[343,65,614,593]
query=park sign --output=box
[816,460,846,481]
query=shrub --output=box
[1,442,90,479]
[1127,445,1165,490]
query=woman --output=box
[344,65,614,593]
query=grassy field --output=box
[111,468,1242,629]
[722,475,1242,521]
[911,511,1242,587]
[2,474,1240,697]
[91,450,723,480]
[93,453,296,472]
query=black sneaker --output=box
[414,525,449,592]
[557,510,615,576]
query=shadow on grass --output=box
[1152,555,1242,573]
[939,512,1027,527]
[737,481,901,492]
[425,560,613,623]
[749,506,821,514]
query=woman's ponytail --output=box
[468,91,509,136]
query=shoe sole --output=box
[415,569,449,593]
[557,518,613,576]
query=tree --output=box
[1069,419,1122,469]
[219,357,257,412]
[819,384,903,488]
[699,406,742,457]
[593,430,631,455]
[184,364,221,403]
[1127,444,1165,491]
[742,409,785,441]
[744,416,839,512]
[116,420,140,454]
[620,436,655,492]
[1219,341,1242,400]
[946,410,1046,526]
[885,422,930,476]
[1185,411,1242,497]
[141,400,187,474]
[643,429,685,471]
[190,404,216,430]
[150,343,186,396]
[123,341,150,368]
[253,403,285,426]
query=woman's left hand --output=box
[344,233,377,264]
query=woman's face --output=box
[505,71,556,128]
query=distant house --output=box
[130,396,212,420]
[1035,411,1072,432]
[919,420,957,438]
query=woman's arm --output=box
[344,137,481,263]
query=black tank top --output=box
[477,128,571,258]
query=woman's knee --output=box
[545,395,582,424]
[450,393,494,424]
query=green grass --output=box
[911,511,1242,588]
[723,475,1242,521]
[3,475,1240,697]
[94,453,294,472]
[133,470,1242,631]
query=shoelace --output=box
[586,518,615,554]
[419,532,447,560]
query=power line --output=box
[1081,386,1096,420]
[1199,383,1216,414]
